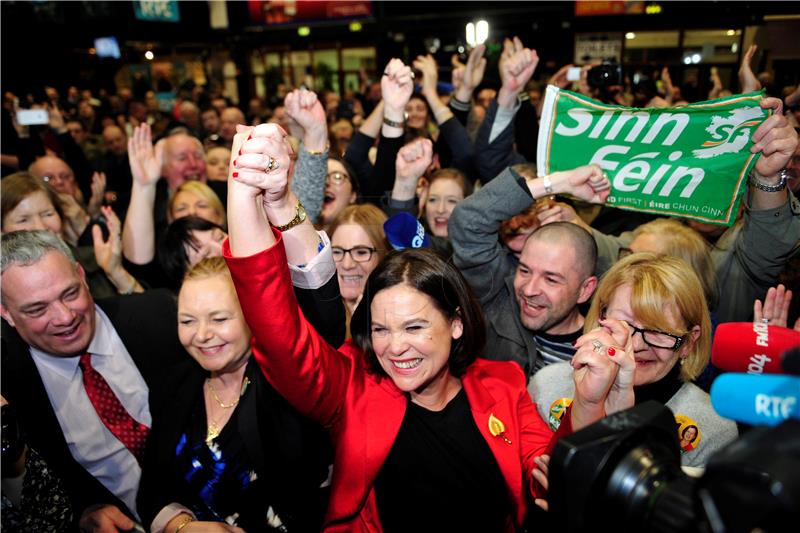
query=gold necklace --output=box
[205,376,250,443]
[206,376,250,408]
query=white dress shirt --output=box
[30,305,151,518]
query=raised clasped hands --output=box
[570,317,635,428]
[230,123,293,206]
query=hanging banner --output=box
[537,87,768,226]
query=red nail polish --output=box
[247,133,252,140]
[238,148,242,155]
[233,159,237,167]
[232,172,238,178]
[607,347,616,356]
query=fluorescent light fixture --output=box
[475,20,488,45]
[466,22,476,47]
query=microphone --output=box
[711,322,800,374]
[710,373,800,426]
[383,212,431,251]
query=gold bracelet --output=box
[304,143,329,155]
[173,515,195,533]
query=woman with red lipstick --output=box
[530,253,738,467]
[223,122,621,531]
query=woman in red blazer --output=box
[223,101,621,531]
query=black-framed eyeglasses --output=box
[327,172,350,184]
[332,246,376,263]
[601,310,686,350]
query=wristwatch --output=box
[270,201,307,231]
[749,168,788,192]
[383,112,408,128]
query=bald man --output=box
[451,164,600,378]
[29,156,84,204]
[219,107,245,146]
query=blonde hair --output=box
[632,219,718,309]
[585,252,711,382]
[328,204,390,261]
[168,181,226,227]
[183,256,228,281]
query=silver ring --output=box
[410,71,416,79]
[591,339,603,353]
[761,317,770,324]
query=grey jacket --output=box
[529,362,738,467]
[291,142,327,224]
[450,167,539,376]
[591,190,800,323]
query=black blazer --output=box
[1,289,185,527]
[137,272,345,530]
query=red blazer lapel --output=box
[462,363,526,526]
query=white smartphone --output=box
[16,109,49,126]
[566,66,582,82]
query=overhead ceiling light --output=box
[475,20,489,45]
[726,29,735,36]
[625,32,636,40]
[145,50,154,60]
[683,56,692,65]
[466,22,476,47]
[297,26,310,37]
[691,53,701,64]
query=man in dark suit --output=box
[1,230,184,532]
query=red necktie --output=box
[79,353,150,465]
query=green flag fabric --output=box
[537,87,768,226]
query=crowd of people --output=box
[1,33,799,533]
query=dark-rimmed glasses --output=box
[601,310,686,350]
[332,246,376,263]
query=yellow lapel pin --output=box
[489,413,512,445]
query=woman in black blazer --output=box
[138,256,343,532]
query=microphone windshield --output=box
[712,322,800,374]
[384,212,431,251]
[710,373,800,426]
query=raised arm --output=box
[717,97,800,322]
[388,138,433,216]
[361,60,414,204]
[285,88,329,224]
[739,44,762,94]
[225,123,351,425]
[474,37,538,182]
[121,124,163,264]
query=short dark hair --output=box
[329,155,360,194]
[527,221,598,280]
[351,248,486,378]
[159,216,225,291]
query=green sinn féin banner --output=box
[537,87,768,226]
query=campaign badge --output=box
[675,413,701,453]
[548,398,573,431]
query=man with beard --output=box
[451,163,602,379]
